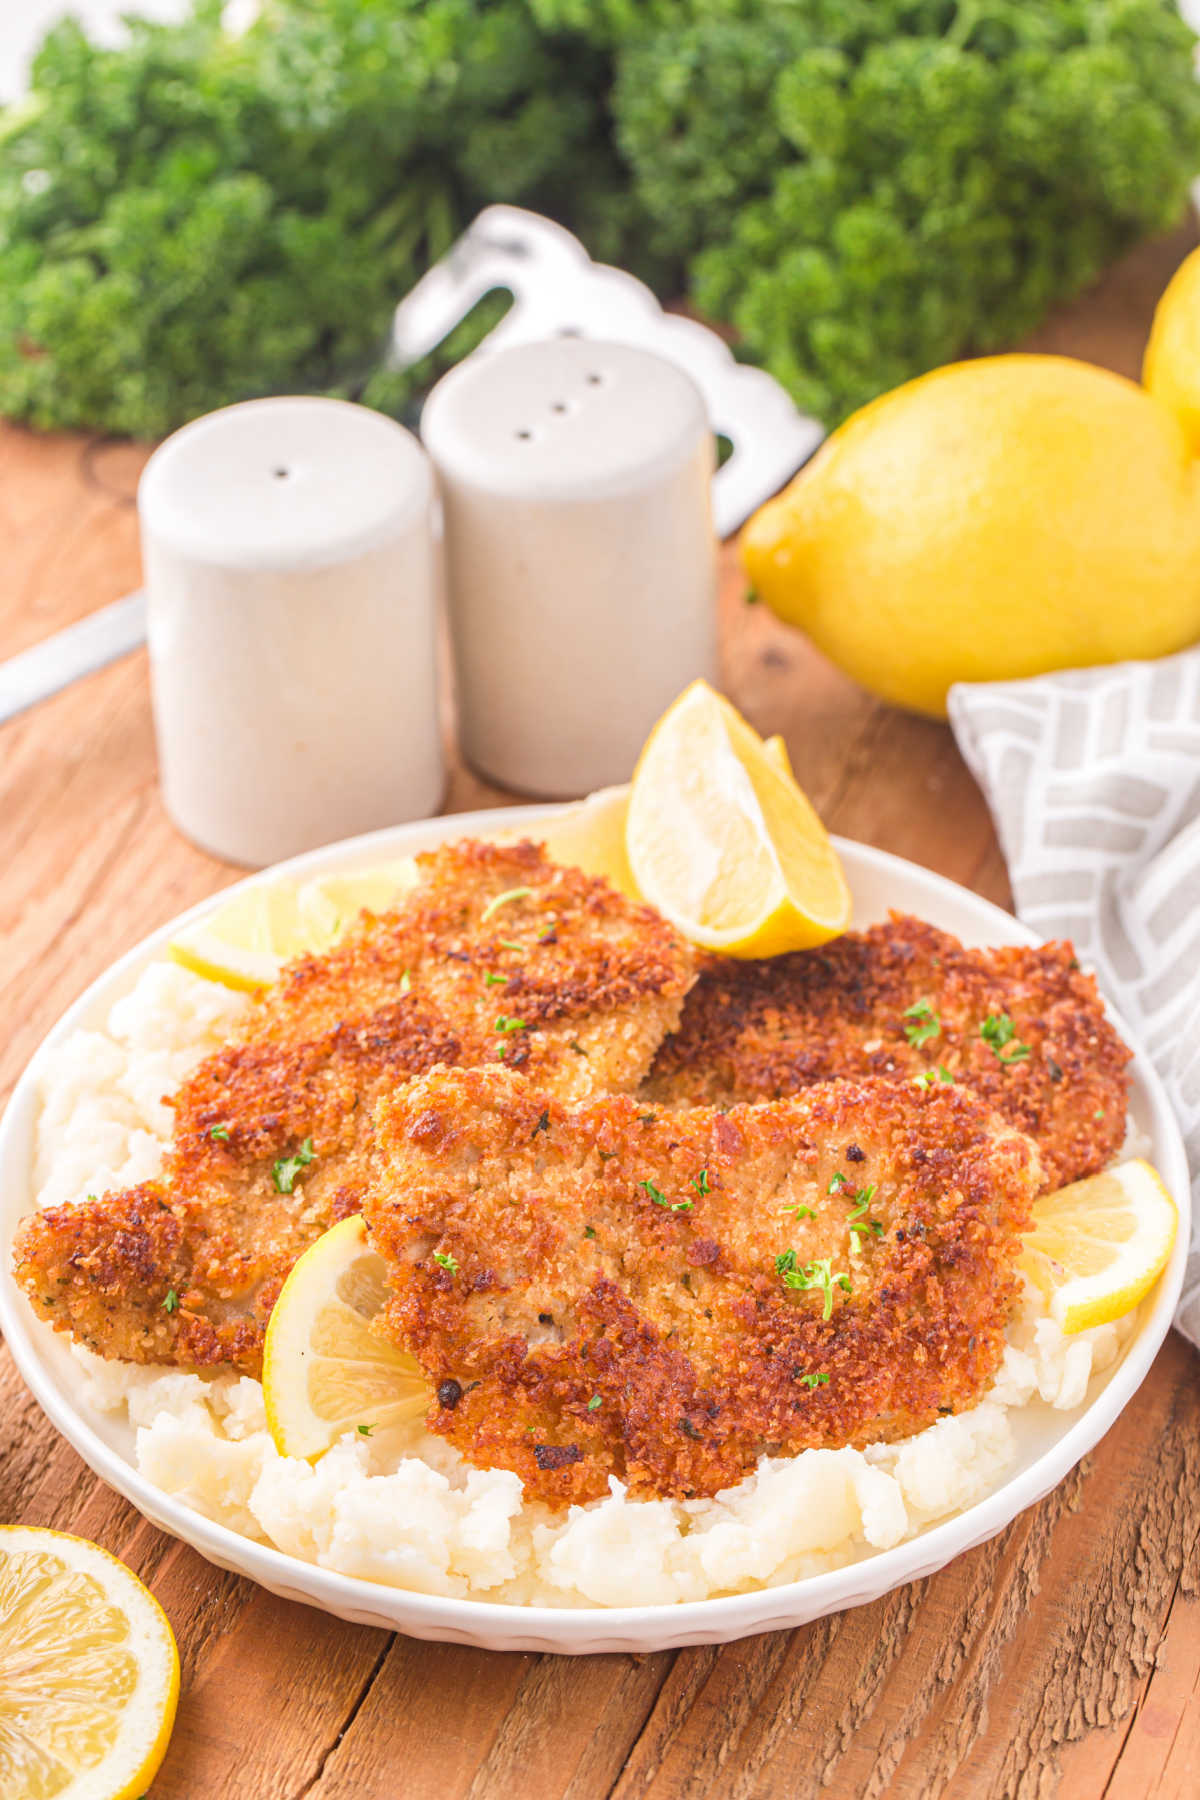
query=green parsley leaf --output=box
[498,939,524,953]
[980,1013,1031,1063]
[210,1124,230,1140]
[272,1137,316,1194]
[639,1179,668,1206]
[584,1225,597,1239]
[399,969,411,995]
[799,1372,830,1389]
[163,1288,178,1313]
[357,1423,374,1436]
[484,972,508,986]
[778,1255,851,1320]
[691,1168,711,1196]
[481,886,533,923]
[827,1172,848,1194]
[903,999,941,1048]
[587,1395,602,1412]
[433,1251,459,1274]
[494,1014,526,1033]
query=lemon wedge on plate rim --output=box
[263,1214,431,1462]
[0,1525,178,1800]
[1020,1159,1178,1334]
[168,860,419,993]
[625,679,850,957]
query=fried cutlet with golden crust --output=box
[365,1064,1041,1507]
[14,841,695,1373]
[644,914,1130,1190]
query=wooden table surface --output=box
[3,222,1199,1800]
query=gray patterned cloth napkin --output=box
[948,646,1200,1349]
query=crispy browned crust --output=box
[13,841,695,1372]
[645,914,1131,1189]
[366,1064,1041,1508]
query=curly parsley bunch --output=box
[616,0,1200,422]
[0,0,1197,437]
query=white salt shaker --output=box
[138,397,442,867]
[421,339,718,797]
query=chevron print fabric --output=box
[949,646,1200,1347]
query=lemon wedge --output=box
[263,1215,431,1461]
[0,1526,179,1800]
[168,861,419,992]
[536,736,791,901]
[625,680,850,957]
[1019,1159,1178,1334]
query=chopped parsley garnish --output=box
[980,1012,1031,1063]
[272,1137,315,1194]
[494,1014,526,1033]
[496,1042,507,1059]
[913,1065,955,1088]
[498,939,524,953]
[210,1124,230,1140]
[789,1204,816,1220]
[827,1172,848,1194]
[163,1288,178,1314]
[799,1372,830,1389]
[532,1109,551,1137]
[903,999,941,1048]
[481,886,533,923]
[584,1225,597,1239]
[569,1039,587,1056]
[639,1178,693,1212]
[357,1423,374,1437]
[399,969,411,994]
[775,1253,851,1320]
[484,971,508,986]
[587,1395,602,1412]
[691,1168,711,1196]
[433,1251,459,1273]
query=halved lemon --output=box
[168,861,419,992]
[625,680,850,957]
[1019,1159,1178,1334]
[263,1215,431,1461]
[0,1526,179,1800]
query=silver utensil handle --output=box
[389,205,824,539]
[0,589,147,726]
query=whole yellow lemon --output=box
[1144,244,1200,457]
[742,353,1200,718]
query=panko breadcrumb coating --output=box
[365,1064,1041,1507]
[645,914,1130,1189]
[13,841,694,1373]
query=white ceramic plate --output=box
[0,809,1189,1653]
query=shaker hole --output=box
[273,466,290,480]
[586,372,604,386]
[515,429,533,441]
[551,401,569,414]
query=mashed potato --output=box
[33,960,1132,1609]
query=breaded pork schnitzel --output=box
[645,915,1130,1189]
[14,841,694,1373]
[366,1064,1041,1506]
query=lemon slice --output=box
[168,860,419,992]
[625,680,850,957]
[263,1215,431,1460]
[1019,1159,1178,1334]
[0,1526,178,1800]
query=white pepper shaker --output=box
[421,339,718,797]
[138,397,442,867]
